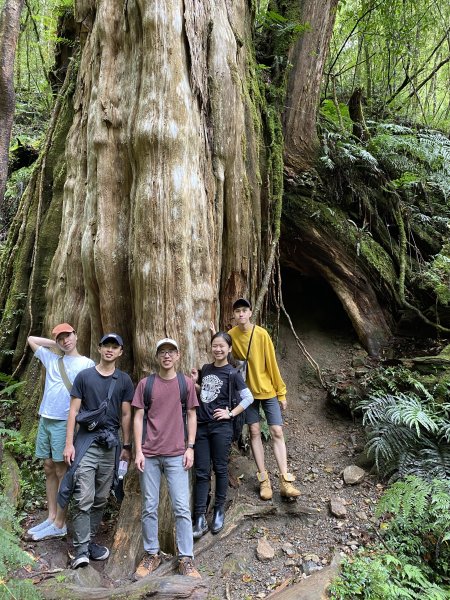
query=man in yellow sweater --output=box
[228,298,300,500]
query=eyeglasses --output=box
[157,349,177,357]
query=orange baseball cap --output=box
[52,323,75,339]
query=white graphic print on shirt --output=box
[200,374,223,404]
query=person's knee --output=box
[54,462,67,481]
[43,458,55,476]
[249,423,261,439]
[269,425,284,441]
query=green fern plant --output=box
[359,367,450,480]
[329,477,450,599]
[0,495,42,600]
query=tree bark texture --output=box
[283,0,339,171]
[0,0,24,205]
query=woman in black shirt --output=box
[191,332,253,537]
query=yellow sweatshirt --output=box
[228,325,286,402]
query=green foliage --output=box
[330,477,450,599]
[0,376,44,511]
[327,0,450,129]
[0,495,42,600]
[359,367,450,480]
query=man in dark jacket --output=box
[60,333,134,569]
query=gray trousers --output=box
[72,443,115,556]
[140,455,194,558]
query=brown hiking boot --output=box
[134,553,161,579]
[257,471,273,500]
[178,557,202,578]
[280,473,301,498]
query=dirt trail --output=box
[197,315,381,599]
[23,309,382,599]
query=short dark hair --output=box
[232,297,252,310]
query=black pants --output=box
[194,420,233,516]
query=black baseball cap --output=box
[99,333,124,347]
[232,298,252,310]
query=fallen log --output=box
[38,570,208,599]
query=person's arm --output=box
[133,407,145,472]
[183,408,196,470]
[63,396,81,465]
[264,334,287,409]
[190,368,200,394]
[120,401,132,462]
[214,385,254,420]
[28,336,58,353]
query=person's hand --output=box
[183,448,194,470]
[209,321,216,335]
[213,407,230,420]
[190,368,198,383]
[279,399,287,411]
[63,444,75,466]
[135,450,145,472]
[120,447,131,462]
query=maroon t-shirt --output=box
[132,374,198,457]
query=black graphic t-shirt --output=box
[197,363,246,423]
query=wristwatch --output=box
[228,409,234,419]
[123,443,132,451]
[187,443,195,449]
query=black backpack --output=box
[142,373,188,443]
[200,364,245,442]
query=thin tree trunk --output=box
[0,0,25,204]
[284,0,339,171]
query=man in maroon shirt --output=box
[132,338,200,579]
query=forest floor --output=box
[21,305,385,599]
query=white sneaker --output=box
[27,519,53,535]
[32,523,67,541]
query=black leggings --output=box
[194,420,233,516]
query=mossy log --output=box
[0,447,21,508]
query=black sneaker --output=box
[88,542,110,561]
[71,553,89,569]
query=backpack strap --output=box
[142,374,156,444]
[57,357,73,393]
[176,372,188,440]
[142,373,188,444]
[228,368,238,410]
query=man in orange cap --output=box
[26,323,94,541]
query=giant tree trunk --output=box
[0,0,24,204]
[0,0,349,580]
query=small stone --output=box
[282,542,295,556]
[256,537,275,561]
[330,497,347,518]
[343,465,366,485]
[285,559,297,567]
[356,511,368,521]
[303,553,320,562]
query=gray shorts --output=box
[245,397,283,426]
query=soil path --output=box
[24,312,382,599]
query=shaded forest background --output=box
[0,0,449,598]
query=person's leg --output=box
[193,423,211,517]
[72,445,99,560]
[89,445,115,539]
[246,400,271,499]
[43,458,58,521]
[164,455,194,559]
[209,421,233,533]
[263,398,300,498]
[210,421,233,509]
[140,456,162,555]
